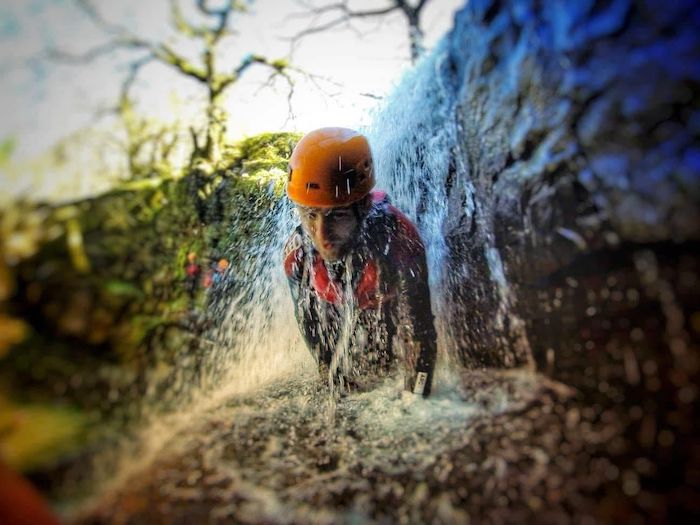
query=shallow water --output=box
[72,364,555,523]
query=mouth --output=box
[319,241,344,260]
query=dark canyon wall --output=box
[372,0,699,517]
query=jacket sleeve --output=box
[390,209,438,397]
[283,230,333,369]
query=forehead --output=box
[297,205,355,216]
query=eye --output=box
[328,210,351,222]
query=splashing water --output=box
[69,38,540,523]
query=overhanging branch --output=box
[286,0,430,63]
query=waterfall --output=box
[75,193,319,507]
[367,36,533,372]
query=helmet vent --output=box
[306,182,320,190]
[340,169,358,191]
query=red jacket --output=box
[284,191,436,396]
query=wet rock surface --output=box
[369,0,700,520]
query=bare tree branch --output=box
[359,92,383,100]
[292,0,399,19]
[153,42,208,82]
[46,41,124,63]
[287,0,430,63]
[118,55,157,107]
[171,0,210,38]
[416,0,430,11]
[196,0,240,17]
[76,0,130,35]
[287,15,349,43]
[49,0,303,168]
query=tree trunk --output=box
[204,91,226,165]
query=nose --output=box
[316,214,334,245]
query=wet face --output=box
[297,204,363,261]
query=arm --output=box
[391,211,438,397]
[397,248,438,397]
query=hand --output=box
[405,369,432,397]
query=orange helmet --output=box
[287,127,375,208]
[217,259,229,271]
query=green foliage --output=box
[103,279,144,299]
[118,97,183,182]
[0,130,299,476]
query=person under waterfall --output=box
[283,127,437,397]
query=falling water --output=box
[366,38,533,372]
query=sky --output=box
[0,0,464,200]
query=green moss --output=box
[271,58,289,71]
[223,131,301,176]
[4,131,297,417]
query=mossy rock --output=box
[1,131,298,416]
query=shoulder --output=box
[283,227,306,279]
[385,204,425,263]
[366,192,425,263]
[390,205,425,264]
[388,205,421,244]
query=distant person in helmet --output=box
[283,127,437,397]
[213,258,229,287]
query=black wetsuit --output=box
[283,191,437,396]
